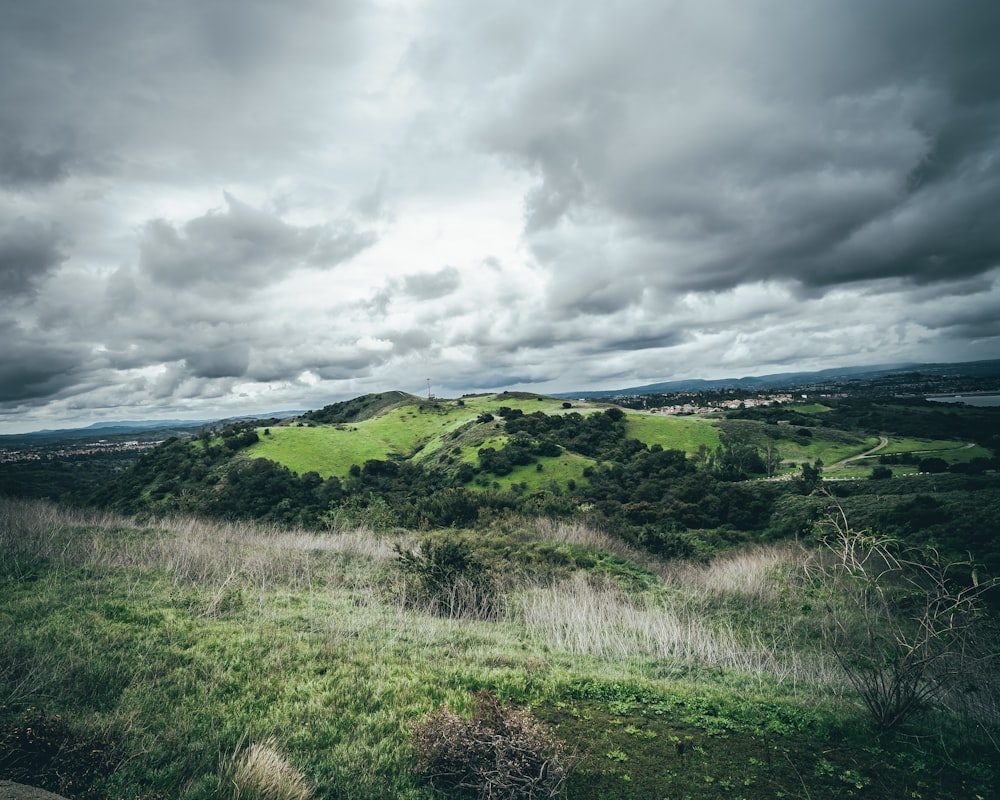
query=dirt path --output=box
[825,436,889,470]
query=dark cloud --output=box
[0,138,77,187]
[138,194,375,292]
[2,0,1000,431]
[458,0,1000,298]
[185,344,250,379]
[0,321,84,402]
[402,267,461,299]
[0,218,67,297]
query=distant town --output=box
[645,393,800,416]
[0,438,163,464]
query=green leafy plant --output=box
[396,535,504,620]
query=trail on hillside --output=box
[825,436,889,469]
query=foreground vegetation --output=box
[2,497,998,799]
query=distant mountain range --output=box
[1,412,305,443]
[553,359,1000,399]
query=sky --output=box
[2,0,999,433]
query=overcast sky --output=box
[2,0,999,432]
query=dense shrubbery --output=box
[396,535,503,620]
[300,391,411,424]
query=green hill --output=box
[87,392,1000,576]
[244,393,727,485]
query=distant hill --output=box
[0,412,305,444]
[555,359,1000,399]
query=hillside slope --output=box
[246,393,726,483]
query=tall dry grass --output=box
[525,518,669,576]
[0,497,397,613]
[1,499,841,689]
[216,737,314,800]
[516,550,842,690]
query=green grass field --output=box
[778,436,882,470]
[823,440,992,479]
[786,402,834,414]
[241,397,989,501]
[624,412,723,454]
[247,425,388,478]
[2,499,995,799]
[478,451,596,493]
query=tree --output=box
[799,459,822,491]
[808,496,998,731]
[763,438,780,477]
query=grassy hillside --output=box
[244,394,726,484]
[624,413,722,453]
[2,498,996,799]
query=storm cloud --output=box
[0,218,67,298]
[138,194,375,292]
[1,0,999,432]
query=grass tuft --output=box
[216,737,314,800]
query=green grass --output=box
[247,425,388,478]
[478,451,596,493]
[786,402,834,414]
[245,395,610,479]
[778,436,882,470]
[1,499,996,800]
[823,439,991,478]
[879,438,989,463]
[624,413,723,454]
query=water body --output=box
[926,394,1000,407]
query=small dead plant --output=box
[410,690,570,799]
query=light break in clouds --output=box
[2,0,999,432]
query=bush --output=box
[410,690,569,799]
[868,465,893,480]
[808,496,1000,731]
[396,536,504,620]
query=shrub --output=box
[410,690,569,799]
[396,535,504,620]
[808,495,999,731]
[215,737,314,800]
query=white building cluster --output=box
[650,394,796,416]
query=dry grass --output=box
[517,569,840,689]
[1,498,393,574]
[658,544,804,603]
[216,737,314,800]
[0,498,397,618]
[528,518,664,573]
[0,499,838,688]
